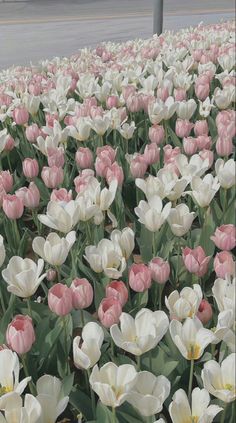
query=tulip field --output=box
[0,19,235,423]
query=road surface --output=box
[0,0,234,70]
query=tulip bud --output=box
[143,144,160,165]
[23,158,39,179]
[50,188,73,202]
[175,119,193,138]
[4,135,15,152]
[47,147,65,168]
[214,251,235,279]
[6,315,35,355]
[130,155,148,178]
[76,147,93,169]
[98,297,122,328]
[149,257,170,284]
[211,224,236,251]
[70,278,93,309]
[105,281,128,307]
[15,182,40,208]
[106,162,124,187]
[194,120,209,136]
[46,269,57,282]
[12,106,29,125]
[196,300,213,324]
[129,263,152,292]
[41,166,64,189]
[216,136,233,157]
[183,137,198,155]
[2,194,24,219]
[0,171,13,193]
[48,283,73,316]
[149,124,165,145]
[25,123,40,142]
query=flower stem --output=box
[87,368,96,418]
[21,354,36,395]
[220,403,228,423]
[80,309,85,327]
[136,355,141,371]
[62,316,70,374]
[12,219,20,252]
[175,238,181,286]
[112,406,117,423]
[159,284,163,310]
[26,298,33,320]
[188,359,194,402]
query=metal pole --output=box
[153,0,163,35]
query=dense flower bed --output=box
[0,20,235,423]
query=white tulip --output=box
[0,350,31,409]
[36,375,69,423]
[0,235,6,268]
[42,120,70,144]
[176,99,197,120]
[167,203,195,237]
[32,231,76,266]
[74,195,97,222]
[35,135,60,156]
[69,117,91,141]
[214,86,235,109]
[169,317,216,360]
[190,174,220,208]
[110,227,135,260]
[135,196,171,232]
[73,322,104,370]
[118,121,136,140]
[199,96,215,118]
[110,309,169,356]
[89,362,137,408]
[1,393,42,423]
[2,256,46,298]
[94,179,117,211]
[165,284,202,321]
[218,54,235,72]
[127,371,170,417]
[148,97,176,124]
[22,93,40,115]
[212,310,235,352]
[136,172,187,202]
[176,154,209,182]
[169,388,222,423]
[38,200,81,233]
[215,158,236,189]
[91,115,110,136]
[202,354,236,403]
[212,275,235,318]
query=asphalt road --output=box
[0,0,235,70]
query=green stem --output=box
[188,359,194,402]
[152,232,156,257]
[0,290,6,315]
[87,368,96,418]
[12,219,20,252]
[112,406,117,423]
[26,298,33,320]
[136,355,141,371]
[55,266,61,283]
[21,354,36,395]
[110,337,115,358]
[175,238,181,286]
[159,284,163,310]
[63,316,70,374]
[80,309,85,327]
[220,404,228,423]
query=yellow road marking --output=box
[0,8,234,25]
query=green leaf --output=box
[167,125,182,148]
[62,372,75,397]
[96,402,113,423]
[138,225,152,262]
[0,294,16,343]
[199,209,216,255]
[70,389,94,421]
[142,344,178,378]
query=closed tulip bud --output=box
[195,81,210,101]
[174,88,187,101]
[214,251,235,279]
[6,315,35,355]
[122,85,136,101]
[175,119,193,138]
[97,145,117,163]
[106,162,124,186]
[106,95,119,109]
[149,257,170,284]
[211,224,236,251]
[3,194,24,219]
[98,297,122,328]
[95,156,112,178]
[130,155,148,178]
[106,281,128,307]
[126,94,142,112]
[129,263,152,292]
[183,137,198,155]
[182,246,211,277]
[194,120,209,136]
[143,144,160,165]
[22,158,39,179]
[76,147,93,169]
[25,123,41,143]
[196,135,212,150]
[216,136,233,157]
[12,106,29,125]
[47,147,65,168]
[197,299,213,324]
[149,124,165,145]
[163,144,181,165]
[41,166,64,189]
[70,278,93,309]
[199,149,214,168]
[4,135,15,152]
[48,283,73,316]
[50,188,73,202]
[0,170,13,193]
[16,182,40,208]
[46,269,57,281]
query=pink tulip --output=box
[50,188,72,203]
[174,88,187,101]
[199,149,214,168]
[23,158,39,179]
[70,278,93,309]
[175,119,193,138]
[41,166,64,189]
[106,162,124,186]
[2,194,24,219]
[98,297,122,328]
[15,182,40,208]
[48,283,73,316]
[0,171,13,193]
[143,144,160,165]
[46,269,57,282]
[211,224,236,251]
[6,315,35,355]
[183,137,198,155]
[76,147,93,169]
[130,155,148,178]
[12,107,29,125]
[129,263,152,292]
[216,136,233,157]
[163,145,181,165]
[47,147,65,168]
[122,85,136,101]
[196,135,212,151]
[25,123,41,143]
[105,280,128,307]
[97,146,116,163]
[106,95,119,109]
[4,135,15,152]
[197,300,213,324]
[195,81,210,101]
[157,87,169,102]
[214,251,235,279]
[216,110,236,138]
[74,169,94,194]
[126,94,142,112]
[149,257,170,284]
[149,124,165,145]
[194,120,209,136]
[182,246,211,277]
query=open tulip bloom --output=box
[0,18,235,423]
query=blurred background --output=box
[0,0,235,69]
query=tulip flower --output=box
[167,204,195,237]
[110,308,169,356]
[0,392,42,423]
[38,200,81,233]
[202,354,236,403]
[2,257,46,298]
[73,322,104,369]
[70,278,93,309]
[215,159,235,189]
[110,227,135,260]
[0,349,31,409]
[36,375,69,423]
[169,317,216,360]
[211,224,236,251]
[169,388,222,423]
[135,196,171,232]
[6,315,35,355]
[32,231,76,266]
[127,371,170,417]
[89,362,137,408]
[98,297,122,328]
[106,280,128,307]
[48,283,73,316]
[182,246,211,277]
[189,174,220,208]
[214,251,235,279]
[165,284,202,321]
[212,275,235,316]
[149,257,170,284]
